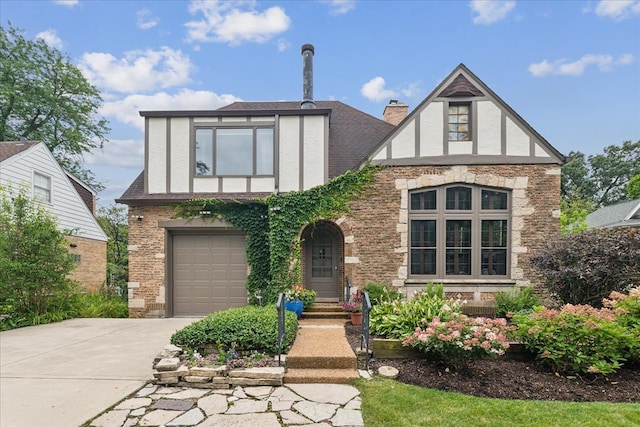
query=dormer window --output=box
[448,103,470,141]
[195,127,274,177]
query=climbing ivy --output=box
[176,164,379,304]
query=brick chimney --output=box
[383,100,408,125]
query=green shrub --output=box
[170,305,298,354]
[299,288,317,309]
[74,292,128,318]
[370,291,463,339]
[512,305,633,375]
[531,228,640,307]
[494,286,542,317]
[0,185,78,318]
[362,282,402,306]
[604,287,640,363]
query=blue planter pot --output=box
[284,300,304,318]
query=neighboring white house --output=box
[0,140,108,290]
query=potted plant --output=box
[299,288,317,310]
[343,290,364,325]
[284,285,305,318]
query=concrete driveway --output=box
[0,317,198,427]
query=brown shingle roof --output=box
[118,101,393,205]
[439,74,484,97]
[0,141,39,162]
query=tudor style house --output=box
[118,45,565,318]
[0,140,108,290]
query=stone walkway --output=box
[88,382,364,427]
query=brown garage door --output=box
[172,233,247,316]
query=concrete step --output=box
[305,304,344,313]
[284,368,360,384]
[286,353,356,369]
[301,311,349,320]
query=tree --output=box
[562,140,640,208]
[0,23,109,189]
[0,185,78,316]
[96,204,128,296]
[628,174,640,200]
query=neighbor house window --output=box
[409,185,510,279]
[195,127,274,176]
[33,172,51,203]
[448,103,470,141]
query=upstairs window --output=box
[409,185,510,279]
[448,104,470,141]
[195,127,274,177]
[33,172,51,203]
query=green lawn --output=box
[357,378,640,427]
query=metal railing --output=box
[344,276,352,303]
[360,291,372,370]
[276,292,286,366]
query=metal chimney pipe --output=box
[301,44,315,109]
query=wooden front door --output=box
[305,228,340,301]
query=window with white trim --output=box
[33,172,51,203]
[195,127,274,176]
[409,185,510,279]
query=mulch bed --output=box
[344,324,640,403]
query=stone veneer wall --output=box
[127,205,176,318]
[339,164,561,300]
[67,235,107,292]
[127,164,560,316]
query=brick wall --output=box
[67,235,106,292]
[340,164,561,300]
[126,205,175,318]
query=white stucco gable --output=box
[366,64,565,166]
[0,142,107,242]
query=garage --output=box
[171,232,248,316]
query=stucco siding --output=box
[391,122,416,159]
[147,118,167,194]
[279,116,300,192]
[302,115,325,189]
[170,117,191,192]
[506,117,530,156]
[477,101,502,155]
[420,103,444,157]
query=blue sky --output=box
[2,0,639,207]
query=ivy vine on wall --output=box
[176,164,379,304]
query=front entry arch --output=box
[302,221,344,302]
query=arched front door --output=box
[302,222,343,302]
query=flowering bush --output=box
[603,287,640,363]
[370,291,464,339]
[403,313,511,370]
[285,285,317,308]
[512,304,634,375]
[342,290,363,312]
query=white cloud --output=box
[361,77,398,102]
[277,38,290,52]
[185,0,291,45]
[54,0,79,6]
[401,82,423,99]
[79,47,193,93]
[321,0,356,15]
[595,0,640,21]
[84,138,144,168]
[35,29,63,49]
[137,8,160,30]
[101,89,243,131]
[470,0,516,25]
[529,54,635,77]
